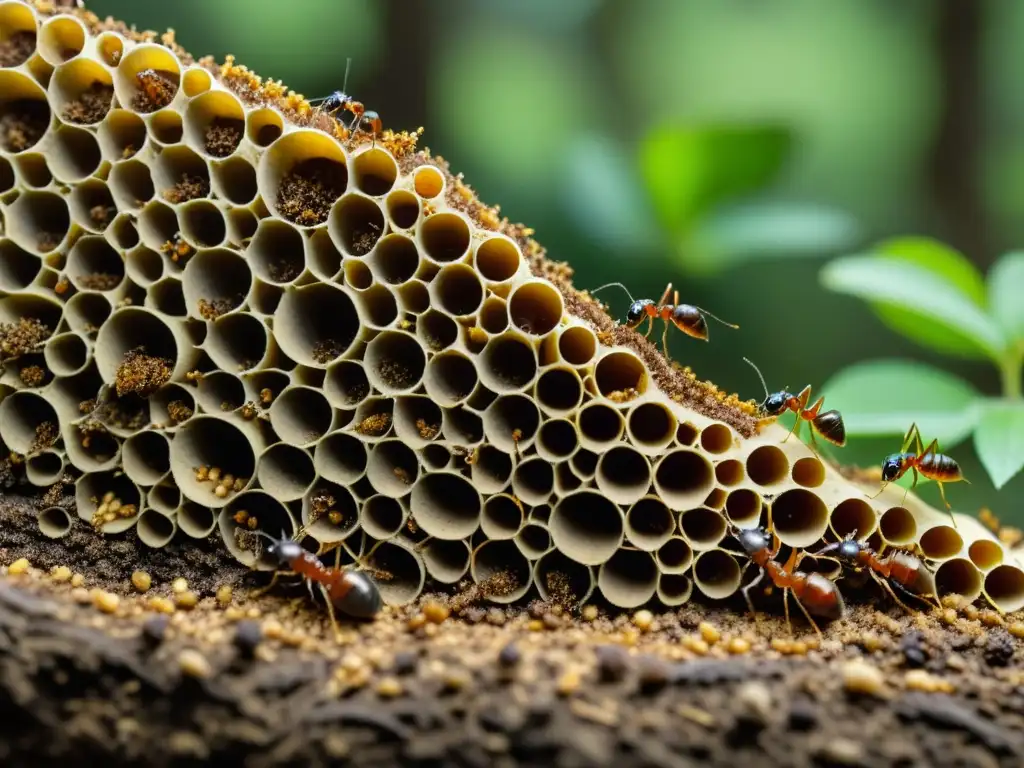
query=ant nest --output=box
[0,0,1022,614]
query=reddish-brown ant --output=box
[872,422,966,527]
[743,357,846,450]
[254,528,382,639]
[731,525,845,637]
[309,58,383,146]
[815,531,939,612]
[590,282,739,357]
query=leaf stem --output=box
[1000,345,1024,400]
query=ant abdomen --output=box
[800,573,845,620]
[671,305,708,341]
[812,410,846,446]
[332,571,383,619]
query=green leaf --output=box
[820,256,1009,360]
[868,238,990,360]
[988,251,1024,341]
[684,200,862,271]
[820,359,982,448]
[638,124,792,238]
[974,403,1024,489]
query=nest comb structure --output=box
[1,0,1023,613]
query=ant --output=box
[815,531,940,613]
[590,282,738,358]
[872,422,966,527]
[253,527,382,640]
[743,357,846,450]
[731,525,845,637]
[308,58,383,146]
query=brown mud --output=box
[2,492,1024,767]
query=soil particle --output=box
[203,117,243,157]
[162,173,210,204]
[276,159,346,227]
[133,69,178,112]
[900,629,930,668]
[984,631,1015,667]
[0,30,36,68]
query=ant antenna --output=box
[743,357,770,400]
[589,282,635,304]
[307,57,354,106]
[696,306,740,330]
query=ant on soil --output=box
[251,526,383,640]
[308,58,383,147]
[743,357,846,451]
[872,422,966,527]
[590,282,739,358]
[814,531,940,613]
[729,524,845,638]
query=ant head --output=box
[761,391,790,416]
[880,454,904,482]
[261,531,303,569]
[626,299,654,328]
[734,526,770,555]
[321,90,349,112]
[832,538,862,560]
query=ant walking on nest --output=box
[250,527,383,640]
[743,357,846,451]
[815,531,940,612]
[729,524,845,637]
[308,58,383,147]
[872,422,966,527]
[590,282,739,358]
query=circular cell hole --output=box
[471,540,531,604]
[170,416,258,508]
[367,541,424,606]
[434,263,483,316]
[122,430,170,486]
[247,107,282,147]
[474,236,522,283]
[109,159,155,211]
[595,351,647,398]
[356,283,398,329]
[182,248,250,320]
[830,498,876,540]
[275,283,360,367]
[269,386,333,446]
[653,449,715,511]
[7,191,70,254]
[725,488,762,526]
[371,234,419,285]
[627,402,676,449]
[38,507,72,539]
[535,368,582,414]
[411,471,482,540]
[599,549,658,609]
[578,402,623,446]
[535,550,594,606]
[692,550,742,600]
[746,445,789,486]
[352,147,397,196]
[571,449,598,479]
[513,458,555,505]
[212,156,257,204]
[771,489,829,548]
[314,432,368,485]
[985,566,1024,613]
[481,494,524,540]
[417,309,458,352]
[413,165,444,198]
[700,424,734,454]
[423,351,477,406]
[919,525,964,561]
[934,558,982,600]
[479,298,508,334]
[509,281,562,336]
[330,193,384,256]
[420,444,450,470]
[558,326,597,366]
[550,490,624,566]
[386,189,419,230]
[479,333,536,393]
[364,331,426,395]
[361,495,407,540]
[537,419,577,461]
[179,202,226,248]
[792,457,825,488]
[442,405,483,445]
[715,459,744,486]
[482,394,541,454]
[516,523,552,559]
[420,212,470,263]
[256,443,315,502]
[879,506,916,546]
[677,422,699,446]
[0,240,40,291]
[680,507,727,549]
[626,497,674,551]
[324,360,370,409]
[968,539,1003,571]
[149,110,184,145]
[470,445,514,494]
[205,313,267,373]
[67,236,124,292]
[597,446,652,505]
[366,439,420,498]
[657,538,693,574]
[49,125,101,181]
[97,109,146,162]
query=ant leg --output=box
[872,572,916,614]
[900,467,919,508]
[741,568,767,635]
[891,576,941,611]
[935,481,957,526]
[657,283,673,308]
[783,587,793,637]
[661,320,671,359]
[790,593,824,639]
[319,583,344,643]
[868,480,889,500]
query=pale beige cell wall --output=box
[0,12,1019,610]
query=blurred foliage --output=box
[822,242,1024,490]
[88,0,1024,518]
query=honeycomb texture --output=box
[2,0,1022,613]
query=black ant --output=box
[743,357,846,450]
[253,528,382,639]
[730,525,845,637]
[815,530,940,612]
[872,422,966,527]
[590,282,739,357]
[309,58,383,146]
